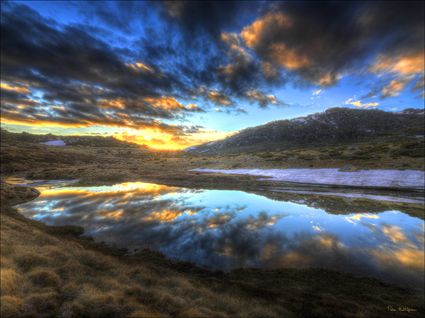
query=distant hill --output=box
[0,129,141,148]
[187,108,425,154]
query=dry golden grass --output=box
[1,140,424,318]
[0,201,289,318]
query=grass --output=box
[1,135,424,181]
[1,133,424,317]
[1,183,424,317]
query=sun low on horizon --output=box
[1,1,424,150]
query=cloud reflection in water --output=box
[15,181,424,289]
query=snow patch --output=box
[192,168,425,189]
[40,140,66,146]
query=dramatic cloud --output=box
[244,89,282,108]
[371,52,424,77]
[1,1,423,149]
[345,98,379,109]
[239,1,424,87]
[161,1,260,39]
[381,80,409,98]
[370,52,424,98]
[0,3,207,146]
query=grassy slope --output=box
[1,183,424,318]
[1,133,424,317]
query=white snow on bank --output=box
[40,140,66,146]
[192,168,425,189]
[274,189,424,204]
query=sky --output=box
[1,1,424,150]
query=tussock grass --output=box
[1,196,295,318]
[3,202,423,318]
[1,295,24,317]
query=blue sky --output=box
[1,1,424,149]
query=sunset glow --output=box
[1,1,423,149]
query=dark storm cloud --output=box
[240,1,424,86]
[145,1,284,103]
[0,3,202,132]
[160,1,262,39]
[2,1,423,132]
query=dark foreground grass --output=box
[1,182,424,318]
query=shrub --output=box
[70,286,132,318]
[0,268,23,296]
[23,292,60,317]
[15,253,49,272]
[28,269,61,288]
[0,295,23,317]
[76,250,114,271]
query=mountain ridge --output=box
[187,107,425,154]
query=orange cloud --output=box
[369,52,424,98]
[245,89,280,107]
[97,98,126,109]
[1,112,229,150]
[220,32,249,58]
[316,72,340,87]
[127,61,154,73]
[241,12,310,72]
[268,43,310,70]
[0,117,88,128]
[371,52,424,76]
[345,98,379,108]
[261,62,278,79]
[241,12,291,48]
[207,90,233,106]
[0,82,30,94]
[144,96,185,110]
[144,96,202,112]
[381,79,408,98]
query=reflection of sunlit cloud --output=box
[345,213,379,224]
[40,182,177,198]
[281,251,312,267]
[144,209,184,222]
[260,243,279,261]
[217,246,235,257]
[381,225,408,244]
[312,225,322,232]
[372,248,424,271]
[316,235,344,249]
[184,209,199,216]
[15,180,425,289]
[206,213,234,228]
[372,222,424,272]
[245,212,283,230]
[98,209,124,219]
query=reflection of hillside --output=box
[14,181,424,290]
[252,189,424,218]
[260,232,424,290]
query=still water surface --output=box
[14,180,424,289]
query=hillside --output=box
[0,129,140,148]
[187,108,425,154]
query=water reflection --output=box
[15,181,424,289]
